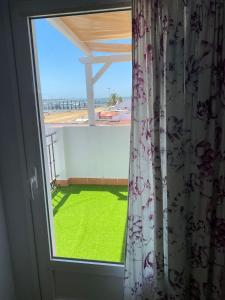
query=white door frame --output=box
[9,1,131,299]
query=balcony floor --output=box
[52,184,128,263]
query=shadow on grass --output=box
[53,192,70,216]
[109,189,128,201]
[56,184,128,201]
[52,184,128,263]
[52,184,128,216]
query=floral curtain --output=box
[124,1,225,299]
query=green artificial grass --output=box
[52,184,128,263]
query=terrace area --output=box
[35,10,131,263]
[52,184,128,263]
[46,120,130,263]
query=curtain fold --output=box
[124,1,225,299]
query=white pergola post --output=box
[80,54,131,126]
[85,63,95,126]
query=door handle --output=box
[30,167,38,200]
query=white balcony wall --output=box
[52,125,130,180]
[54,127,67,180]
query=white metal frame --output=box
[7,1,131,300]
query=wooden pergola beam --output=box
[92,62,111,85]
[48,18,92,56]
[79,54,131,64]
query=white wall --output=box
[53,125,130,180]
[0,188,16,300]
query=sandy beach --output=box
[44,108,103,124]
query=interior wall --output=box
[0,187,16,300]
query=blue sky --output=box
[34,19,131,99]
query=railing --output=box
[46,132,58,190]
[43,99,87,112]
[42,99,107,112]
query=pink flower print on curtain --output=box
[124,0,225,299]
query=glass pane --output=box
[31,10,131,263]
